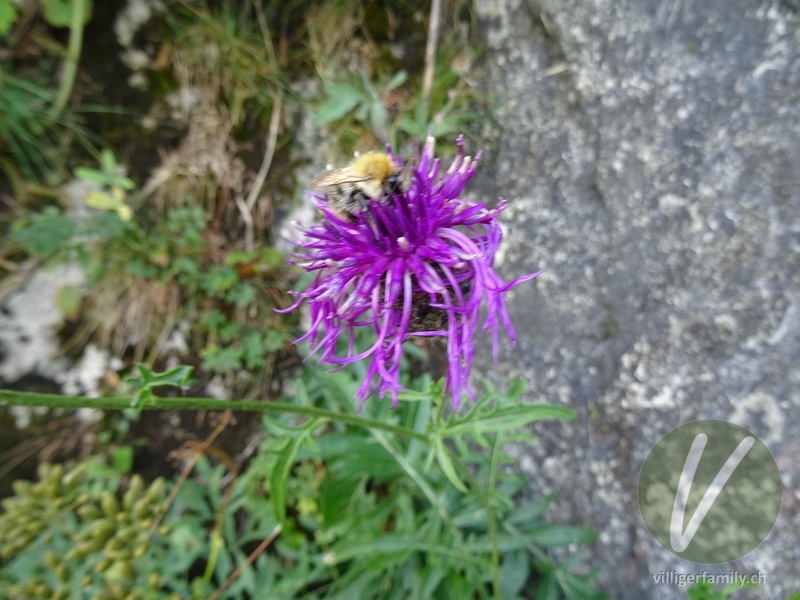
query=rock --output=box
[0,264,84,385]
[474,0,800,597]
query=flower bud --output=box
[101,491,120,518]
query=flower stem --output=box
[47,0,88,124]
[0,389,431,442]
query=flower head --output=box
[281,135,541,409]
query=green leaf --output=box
[470,526,597,552]
[202,309,227,332]
[398,114,428,139]
[12,206,74,256]
[110,446,133,474]
[523,524,598,547]
[100,148,115,173]
[555,569,609,600]
[74,167,108,185]
[226,282,256,307]
[41,0,93,27]
[200,266,239,294]
[270,421,320,523]
[241,332,268,370]
[313,83,364,126]
[56,284,83,319]
[429,114,458,138]
[507,493,558,525]
[499,549,530,598]
[200,346,243,373]
[83,190,119,211]
[443,403,575,439]
[534,573,561,600]
[432,437,467,492]
[305,434,403,481]
[507,376,527,400]
[415,565,447,599]
[263,330,286,352]
[0,1,20,36]
[384,70,408,91]
[325,536,487,567]
[125,364,196,392]
[369,101,389,142]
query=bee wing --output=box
[310,167,371,188]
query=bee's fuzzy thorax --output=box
[352,153,397,180]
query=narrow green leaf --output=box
[556,570,609,600]
[111,446,133,474]
[41,0,94,27]
[507,493,558,525]
[0,2,20,36]
[535,574,560,600]
[136,364,155,384]
[524,524,598,547]
[499,549,530,597]
[100,148,116,173]
[470,526,597,552]
[507,377,527,400]
[325,536,487,566]
[432,437,467,493]
[416,565,447,599]
[74,167,106,184]
[369,101,389,141]
[444,404,575,438]
[384,70,407,91]
[313,83,363,126]
[270,420,320,523]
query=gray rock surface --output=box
[473,0,800,597]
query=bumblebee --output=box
[310,152,411,221]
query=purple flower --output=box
[280,135,542,409]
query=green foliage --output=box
[307,2,486,154]
[313,65,479,153]
[74,150,135,221]
[314,71,408,144]
[237,367,605,600]
[0,462,173,600]
[125,364,197,409]
[74,149,135,190]
[10,181,292,391]
[686,578,760,600]
[167,1,287,126]
[10,205,133,263]
[0,74,88,183]
[40,0,94,28]
[0,373,606,600]
[11,206,75,256]
[0,0,19,36]
[0,0,95,182]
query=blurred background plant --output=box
[1,1,604,599]
[0,0,95,187]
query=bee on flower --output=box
[279,135,542,409]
